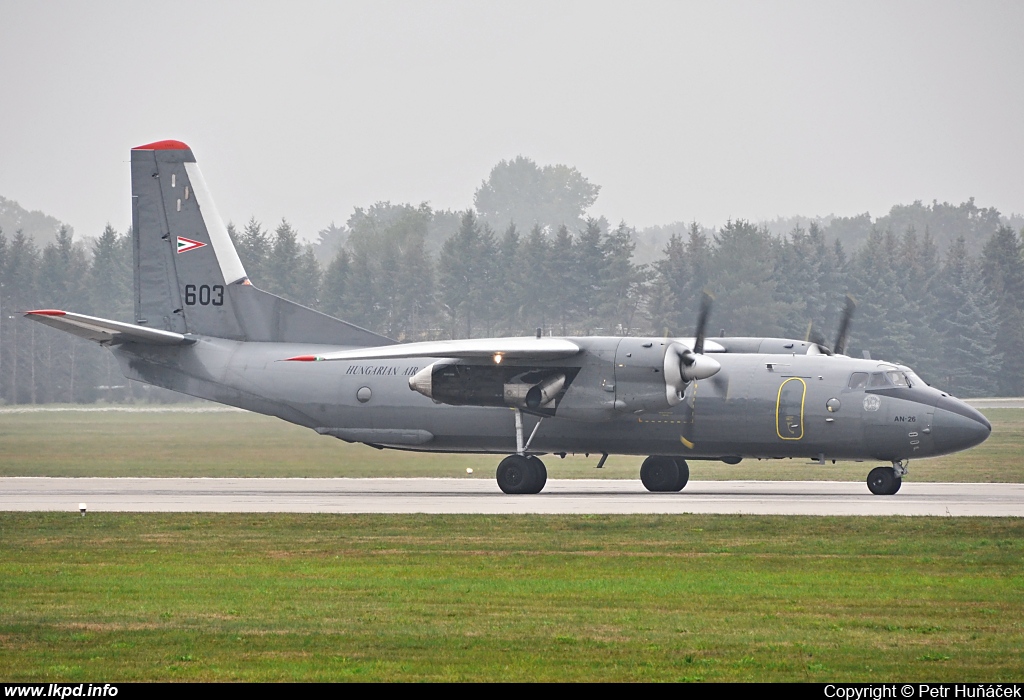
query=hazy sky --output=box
[2,1,1023,240]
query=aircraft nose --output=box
[932,396,991,453]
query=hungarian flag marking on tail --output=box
[176,236,207,254]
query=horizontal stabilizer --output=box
[24,310,194,346]
[286,337,581,362]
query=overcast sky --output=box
[2,1,1023,240]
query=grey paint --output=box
[27,143,992,494]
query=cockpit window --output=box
[905,370,926,387]
[886,371,910,387]
[848,372,868,390]
[868,372,889,388]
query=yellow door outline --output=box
[776,377,806,440]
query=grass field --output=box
[0,406,1020,482]
[1,513,1022,682]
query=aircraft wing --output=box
[285,337,581,362]
[24,310,194,346]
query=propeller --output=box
[679,290,720,382]
[662,290,721,405]
[804,320,827,348]
[692,290,713,355]
[833,294,856,356]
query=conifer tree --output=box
[494,222,523,333]
[320,247,350,321]
[519,225,553,334]
[932,237,1001,396]
[980,225,1024,395]
[601,221,646,335]
[237,217,273,287]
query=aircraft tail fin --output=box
[130,140,392,346]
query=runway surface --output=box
[1,478,1021,516]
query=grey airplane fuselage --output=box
[112,334,991,464]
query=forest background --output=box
[2,155,1023,404]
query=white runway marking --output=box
[1,478,1021,516]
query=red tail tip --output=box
[25,309,67,316]
[132,139,191,151]
[284,355,320,362]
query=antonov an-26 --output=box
[25,141,991,495]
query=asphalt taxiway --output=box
[1,478,1021,516]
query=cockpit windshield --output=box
[906,371,926,387]
[849,370,913,389]
[885,370,910,387]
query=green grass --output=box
[0,513,1021,681]
[0,407,1020,481]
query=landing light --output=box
[493,353,503,364]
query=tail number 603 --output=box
[184,284,224,306]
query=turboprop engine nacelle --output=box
[661,342,721,406]
[610,338,723,414]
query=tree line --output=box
[1,208,1022,403]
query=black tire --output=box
[867,466,898,495]
[497,455,534,494]
[526,456,547,494]
[641,456,683,492]
[672,458,690,490]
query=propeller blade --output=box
[833,294,856,355]
[693,290,714,355]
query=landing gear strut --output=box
[640,456,689,492]
[496,409,547,494]
[867,460,906,495]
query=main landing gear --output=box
[867,460,908,495]
[496,454,547,494]
[496,409,548,494]
[640,455,689,492]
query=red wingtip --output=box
[284,355,320,362]
[132,139,191,151]
[25,309,67,316]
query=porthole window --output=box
[356,386,372,403]
[826,398,841,413]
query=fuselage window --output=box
[848,372,868,390]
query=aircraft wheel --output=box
[526,456,547,494]
[497,455,538,495]
[867,466,899,495]
[672,458,690,490]
[641,456,683,492]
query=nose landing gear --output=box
[867,460,907,495]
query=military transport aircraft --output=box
[25,140,991,496]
